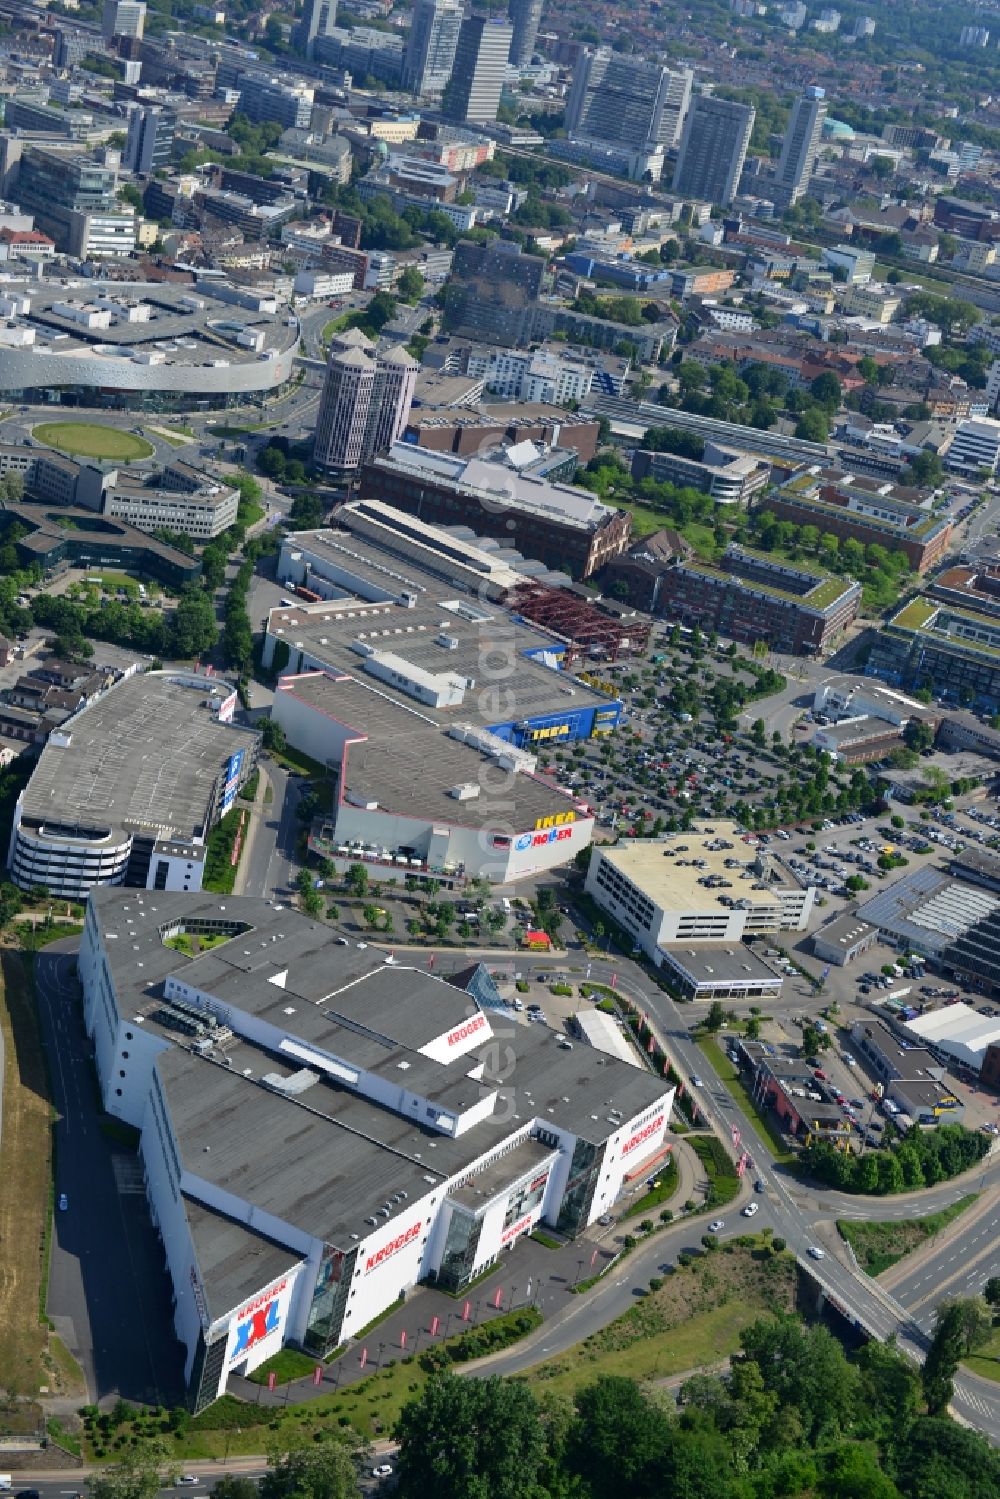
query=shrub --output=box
[659,1208,674,1223]
[772,1237,786,1253]
[701,1233,719,1251]
[639,1219,654,1233]
[648,1277,664,1292]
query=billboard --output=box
[220,748,245,815]
[218,690,238,724]
[226,1276,292,1367]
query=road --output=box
[35,950,186,1406]
[239,762,302,900]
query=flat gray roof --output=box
[20,672,258,843]
[659,943,783,986]
[184,1195,303,1323]
[280,672,582,831]
[268,594,614,728]
[813,912,875,951]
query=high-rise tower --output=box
[774,86,827,206]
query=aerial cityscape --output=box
[0,0,1000,1494]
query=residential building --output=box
[946,417,1000,477]
[774,87,826,207]
[440,238,546,347]
[312,329,418,476]
[102,0,145,38]
[442,14,512,124]
[124,104,175,175]
[654,544,861,654]
[672,96,754,208]
[585,826,815,965]
[507,0,542,67]
[403,0,463,94]
[565,52,692,153]
[358,440,631,578]
[465,346,596,405]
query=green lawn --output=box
[698,1035,797,1166]
[837,1195,978,1276]
[616,501,718,559]
[529,1240,795,1399]
[965,1328,1000,1384]
[621,1153,679,1219]
[32,422,154,461]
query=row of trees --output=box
[802,1122,990,1195]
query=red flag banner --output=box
[359,1346,368,1368]
[590,1247,598,1266]
[462,1299,471,1321]
[313,1364,323,1387]
[400,1330,407,1349]
[267,1371,276,1392]
[493,1285,503,1309]
[430,1315,440,1336]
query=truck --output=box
[294,585,321,603]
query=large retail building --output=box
[80,890,675,1409]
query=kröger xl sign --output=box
[621,1113,665,1156]
[364,1220,421,1274]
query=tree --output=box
[795,407,830,442]
[397,266,425,303]
[946,1296,993,1354]
[395,1372,546,1499]
[903,718,935,753]
[211,1481,259,1499]
[260,718,286,753]
[905,450,945,487]
[346,862,369,898]
[922,1301,965,1415]
[893,1416,1000,1499]
[811,371,842,408]
[735,1314,859,1443]
[88,1450,173,1499]
[984,1276,1000,1314]
[260,1441,364,1499]
[565,1376,671,1499]
[819,1444,901,1499]
[704,999,726,1032]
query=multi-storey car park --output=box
[585,823,815,970]
[79,890,676,1409]
[8,671,258,897]
[0,279,298,410]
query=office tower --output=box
[16,146,118,251]
[672,95,755,207]
[102,0,146,39]
[53,30,91,69]
[295,0,337,60]
[403,0,463,94]
[442,14,512,124]
[124,104,175,175]
[313,329,417,474]
[565,50,691,151]
[774,86,826,207]
[507,0,542,67]
[441,238,546,347]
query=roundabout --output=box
[31,422,155,462]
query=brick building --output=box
[766,467,953,574]
[653,544,861,655]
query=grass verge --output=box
[698,1034,797,1166]
[246,1347,317,1385]
[837,1194,977,1276]
[529,1239,794,1398]
[965,1329,1000,1384]
[689,1134,739,1207]
[621,1153,679,1219]
[0,951,54,1395]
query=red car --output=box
[814,1068,827,1081]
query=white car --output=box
[372,1465,394,1480]
[708,1219,725,1232]
[807,1245,825,1260]
[741,1202,759,1218]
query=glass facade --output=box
[304,1244,356,1355]
[436,1205,484,1293]
[556,1137,604,1236]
